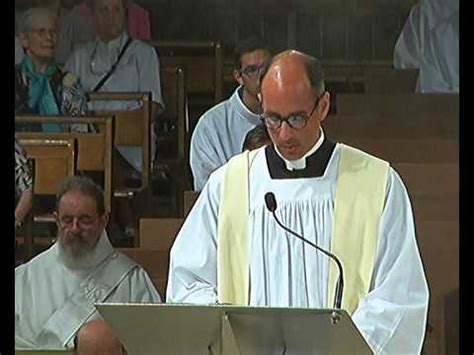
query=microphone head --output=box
[264,192,277,212]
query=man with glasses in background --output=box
[167,50,429,354]
[15,175,161,352]
[189,37,271,191]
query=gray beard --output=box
[57,237,98,269]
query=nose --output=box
[277,121,295,141]
[45,30,55,40]
[70,218,82,231]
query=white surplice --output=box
[189,86,261,191]
[15,231,161,350]
[167,143,429,354]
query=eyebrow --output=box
[263,110,308,117]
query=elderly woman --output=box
[15,6,88,132]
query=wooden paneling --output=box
[139,218,183,250]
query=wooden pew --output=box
[364,68,418,94]
[16,137,76,260]
[324,113,458,140]
[118,247,170,300]
[148,40,223,104]
[156,66,189,215]
[138,218,183,250]
[15,116,114,214]
[335,139,458,164]
[416,220,459,355]
[394,162,458,198]
[87,92,152,196]
[131,218,184,297]
[335,93,459,117]
[183,190,199,218]
[148,41,223,135]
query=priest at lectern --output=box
[167,50,429,354]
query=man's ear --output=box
[318,91,331,123]
[233,69,244,86]
[99,212,109,228]
[53,211,60,225]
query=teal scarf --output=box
[21,56,61,132]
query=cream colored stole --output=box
[217,150,257,305]
[327,144,388,314]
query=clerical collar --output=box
[274,128,325,171]
[232,86,261,124]
[265,131,336,179]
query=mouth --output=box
[63,232,84,245]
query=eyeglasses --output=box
[30,28,57,38]
[239,64,264,78]
[56,215,99,230]
[261,96,321,130]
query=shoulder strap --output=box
[35,252,137,348]
[91,37,133,93]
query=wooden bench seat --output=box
[324,114,458,139]
[335,93,459,117]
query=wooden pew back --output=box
[148,41,223,103]
[335,93,459,117]
[88,92,152,191]
[118,248,170,300]
[15,116,114,213]
[18,137,76,195]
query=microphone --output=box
[264,192,344,310]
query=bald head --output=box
[260,50,325,101]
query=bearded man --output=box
[15,175,161,352]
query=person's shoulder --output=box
[338,142,389,165]
[130,38,154,53]
[191,99,232,140]
[112,249,139,269]
[15,247,50,275]
[200,98,233,123]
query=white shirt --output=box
[15,231,161,350]
[190,86,261,191]
[65,32,164,171]
[167,144,429,354]
[393,0,459,93]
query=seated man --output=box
[15,7,89,132]
[167,50,429,353]
[393,0,459,92]
[15,175,161,350]
[189,37,271,191]
[65,0,164,173]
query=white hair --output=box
[17,7,56,35]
